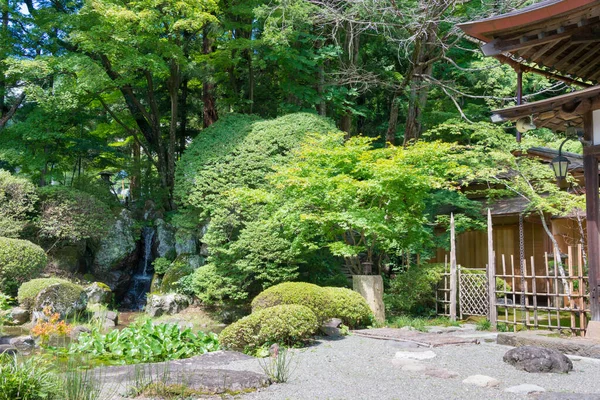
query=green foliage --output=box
[161,260,194,293]
[0,170,37,238]
[152,257,172,275]
[17,278,73,309]
[0,355,60,400]
[219,304,319,352]
[177,113,340,303]
[476,319,492,331]
[385,263,446,316]
[36,186,113,244]
[251,282,332,323]
[69,320,219,364]
[324,287,373,328]
[0,237,47,296]
[258,347,296,383]
[460,269,511,294]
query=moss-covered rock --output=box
[93,209,136,274]
[0,238,47,295]
[85,282,113,305]
[219,304,319,352]
[324,287,373,328]
[251,282,333,323]
[18,278,71,308]
[161,260,194,293]
[34,282,87,318]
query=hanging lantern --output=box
[550,154,570,181]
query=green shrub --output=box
[0,354,60,400]
[70,320,219,364]
[174,113,341,303]
[17,278,72,309]
[324,287,373,328]
[219,304,319,352]
[0,170,37,238]
[152,257,172,275]
[37,186,113,244]
[251,282,332,323]
[384,263,445,316]
[0,237,47,296]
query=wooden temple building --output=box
[458,0,600,335]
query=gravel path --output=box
[218,334,600,400]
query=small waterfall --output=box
[124,227,155,310]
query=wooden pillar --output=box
[487,209,497,325]
[584,110,600,337]
[450,213,457,322]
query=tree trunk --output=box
[167,61,179,210]
[131,142,141,202]
[202,25,218,128]
[179,79,188,158]
[386,91,400,145]
[247,49,254,114]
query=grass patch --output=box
[384,316,460,332]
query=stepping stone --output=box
[462,374,500,388]
[424,368,459,379]
[505,384,545,394]
[394,350,436,361]
[402,364,428,372]
[533,394,600,400]
[391,358,419,367]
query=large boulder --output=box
[9,307,30,325]
[145,293,191,317]
[85,282,113,305]
[93,209,136,275]
[33,282,88,319]
[47,242,86,273]
[503,346,573,373]
[175,230,198,256]
[155,219,176,259]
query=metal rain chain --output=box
[519,213,526,309]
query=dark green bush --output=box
[219,304,319,352]
[17,277,73,309]
[37,186,112,244]
[251,282,332,323]
[0,237,47,296]
[324,287,373,328]
[0,170,37,238]
[384,263,446,316]
[175,113,341,303]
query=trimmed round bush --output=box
[325,287,373,328]
[18,278,73,309]
[251,282,333,323]
[0,237,47,296]
[219,304,319,352]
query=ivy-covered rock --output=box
[219,304,319,352]
[0,237,47,295]
[85,282,113,305]
[93,209,136,274]
[251,282,333,323]
[33,282,87,318]
[324,287,373,328]
[18,278,74,309]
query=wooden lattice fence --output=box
[495,245,589,334]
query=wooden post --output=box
[487,209,497,325]
[584,110,600,338]
[450,213,457,322]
